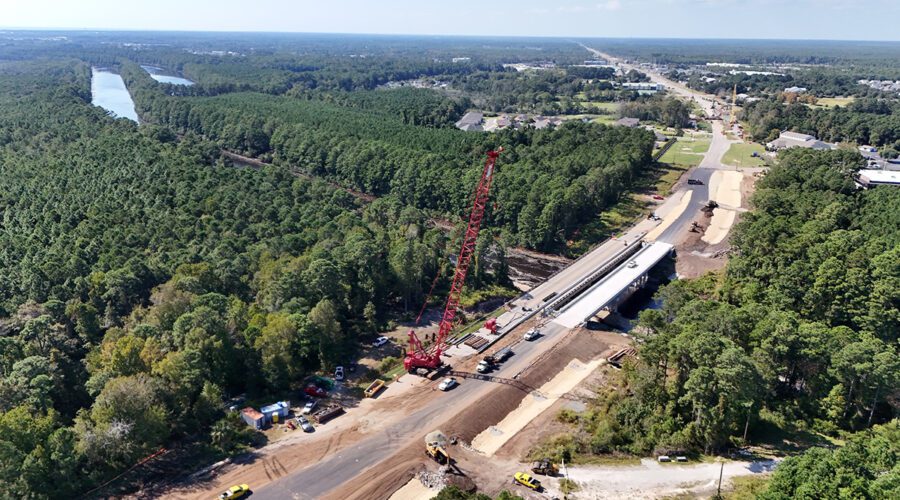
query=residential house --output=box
[615,117,640,128]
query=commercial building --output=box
[857,169,900,188]
[621,82,664,92]
[766,131,835,151]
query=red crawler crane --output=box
[404,148,503,374]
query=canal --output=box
[91,67,138,122]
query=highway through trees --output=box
[180,45,744,500]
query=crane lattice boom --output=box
[404,148,502,373]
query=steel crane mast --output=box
[404,148,503,374]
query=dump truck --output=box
[530,458,559,476]
[425,442,450,465]
[312,404,344,424]
[364,379,385,397]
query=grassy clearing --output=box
[567,194,646,255]
[655,163,690,194]
[722,142,767,167]
[658,135,710,168]
[592,114,618,125]
[726,475,771,499]
[579,101,619,113]
[811,96,855,108]
[459,283,518,309]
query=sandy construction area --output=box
[709,170,743,208]
[645,190,692,241]
[566,458,778,499]
[471,358,604,456]
[702,207,737,245]
[388,477,437,500]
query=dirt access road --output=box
[164,316,626,499]
[565,458,778,499]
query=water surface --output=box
[141,65,195,86]
[91,68,138,122]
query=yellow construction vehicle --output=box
[425,442,450,465]
[530,458,559,476]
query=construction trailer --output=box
[260,401,290,424]
[240,407,265,430]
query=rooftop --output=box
[615,117,640,127]
[241,407,264,420]
[858,169,900,186]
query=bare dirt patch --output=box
[325,329,627,500]
[471,358,604,456]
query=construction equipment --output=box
[404,148,504,376]
[312,404,344,424]
[425,442,451,465]
[364,379,385,397]
[728,83,738,127]
[530,458,559,476]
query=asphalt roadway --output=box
[237,46,733,500]
[254,320,573,499]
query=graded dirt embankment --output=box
[388,477,438,500]
[471,358,605,456]
[702,207,737,245]
[709,170,743,208]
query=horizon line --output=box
[1,26,899,44]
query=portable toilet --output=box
[260,401,291,424]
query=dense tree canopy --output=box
[548,149,899,458]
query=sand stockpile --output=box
[702,207,737,245]
[388,477,438,500]
[471,358,604,456]
[709,170,742,208]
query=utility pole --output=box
[716,461,724,498]
[562,456,570,499]
[743,401,753,442]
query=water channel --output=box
[91,67,139,122]
[141,65,195,86]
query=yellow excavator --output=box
[425,442,450,465]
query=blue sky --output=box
[2,0,898,41]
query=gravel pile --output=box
[417,469,447,490]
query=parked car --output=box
[652,194,664,200]
[296,416,314,432]
[513,472,541,491]
[218,484,250,500]
[302,399,319,414]
[523,329,540,341]
[304,385,327,398]
[334,366,344,381]
[438,377,458,391]
[687,178,703,185]
[372,336,389,347]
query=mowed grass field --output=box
[658,135,711,167]
[722,142,767,167]
[812,96,855,108]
